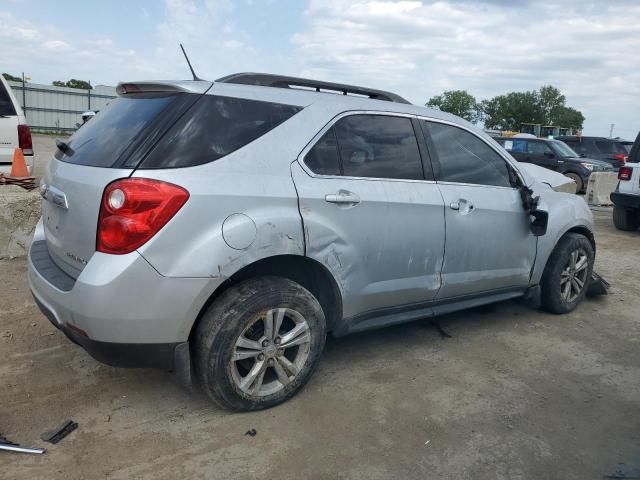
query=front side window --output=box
[425,122,512,188]
[334,115,423,180]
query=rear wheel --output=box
[613,205,639,231]
[194,276,326,411]
[564,172,583,193]
[541,233,594,314]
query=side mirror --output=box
[579,153,586,158]
[530,210,548,236]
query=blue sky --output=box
[1,0,639,138]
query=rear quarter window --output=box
[56,93,178,167]
[140,95,302,169]
[0,81,17,116]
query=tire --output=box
[540,233,594,314]
[194,276,326,411]
[564,172,583,193]
[613,205,640,231]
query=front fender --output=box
[530,189,594,285]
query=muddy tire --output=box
[613,206,639,231]
[194,276,326,411]
[540,233,594,314]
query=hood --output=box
[517,163,577,194]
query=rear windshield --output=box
[0,81,17,116]
[56,93,177,167]
[139,95,302,169]
[595,140,627,154]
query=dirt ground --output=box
[1,210,639,479]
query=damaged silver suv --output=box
[29,73,596,410]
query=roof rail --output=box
[216,72,411,104]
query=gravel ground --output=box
[1,210,639,480]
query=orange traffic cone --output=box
[10,148,30,177]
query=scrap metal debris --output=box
[41,420,78,444]
[0,174,37,191]
[0,434,45,454]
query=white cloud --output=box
[292,0,640,137]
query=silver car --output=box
[29,74,596,410]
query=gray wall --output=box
[8,81,116,133]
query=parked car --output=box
[610,131,640,231]
[0,75,33,174]
[29,74,597,411]
[496,136,613,192]
[557,135,628,170]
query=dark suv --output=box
[556,136,628,170]
[497,136,613,192]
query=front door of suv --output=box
[421,121,537,299]
[291,113,445,320]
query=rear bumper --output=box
[28,219,221,368]
[33,293,181,369]
[611,192,640,209]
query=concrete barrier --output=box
[586,172,618,206]
[0,186,41,258]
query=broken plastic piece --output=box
[587,271,609,297]
[41,420,78,444]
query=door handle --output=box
[325,191,360,205]
[450,199,474,214]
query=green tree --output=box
[426,90,480,123]
[52,79,92,89]
[2,73,22,82]
[552,106,585,130]
[479,85,584,131]
[479,90,543,131]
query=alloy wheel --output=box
[230,308,311,397]
[560,248,589,303]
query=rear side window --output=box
[595,140,626,154]
[0,81,17,116]
[335,115,423,180]
[57,94,177,167]
[304,129,341,176]
[141,95,302,169]
[500,139,527,153]
[425,122,512,187]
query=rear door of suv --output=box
[291,113,445,320]
[422,121,536,299]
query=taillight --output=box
[97,178,189,254]
[618,166,632,181]
[18,124,33,155]
[614,153,627,164]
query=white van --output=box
[0,75,33,174]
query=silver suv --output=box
[29,74,596,410]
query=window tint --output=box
[527,142,551,155]
[304,129,341,175]
[0,81,17,116]
[57,94,177,167]
[426,122,512,187]
[595,140,626,154]
[335,115,423,180]
[141,95,302,169]
[563,139,588,153]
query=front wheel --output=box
[564,172,583,193]
[194,276,326,411]
[540,233,594,314]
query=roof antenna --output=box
[180,43,202,81]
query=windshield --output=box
[551,140,580,157]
